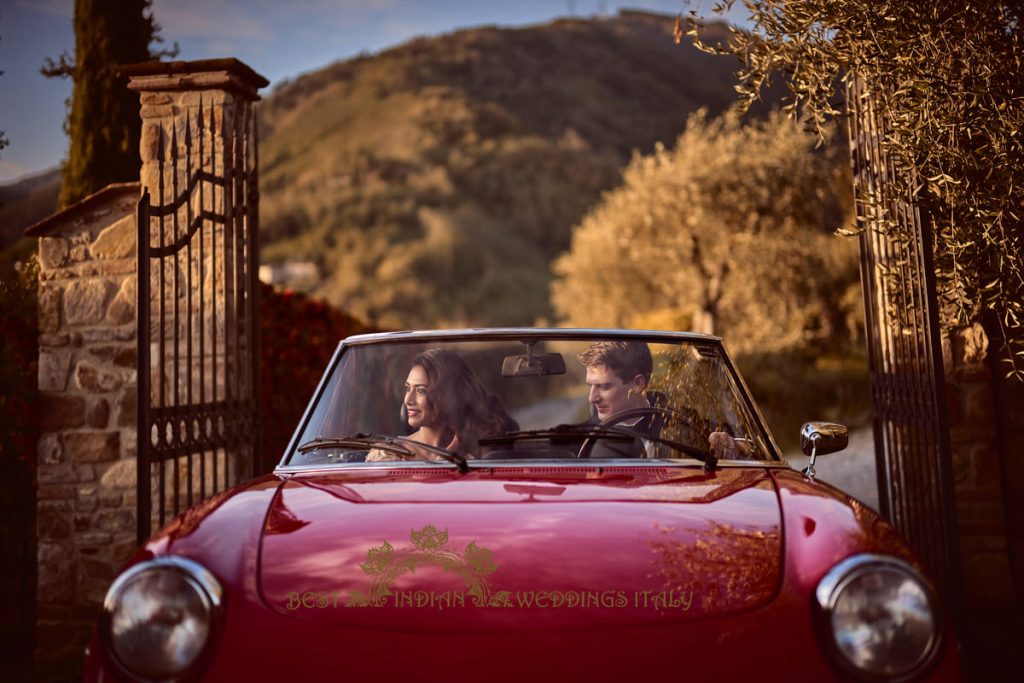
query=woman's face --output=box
[403,365,433,429]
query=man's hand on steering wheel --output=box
[577,406,699,459]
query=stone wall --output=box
[942,321,1024,677]
[990,335,1024,600]
[32,183,141,674]
[28,60,268,678]
[943,322,1018,604]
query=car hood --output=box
[257,466,782,631]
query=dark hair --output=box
[578,341,653,384]
[412,348,519,455]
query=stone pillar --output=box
[123,59,267,523]
[125,59,266,228]
[942,324,1016,603]
[29,59,267,678]
[125,59,264,400]
[124,60,267,222]
[29,182,142,675]
[942,321,1024,676]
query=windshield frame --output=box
[275,328,786,470]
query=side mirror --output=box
[800,422,849,457]
[799,422,849,481]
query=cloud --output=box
[152,0,269,41]
[150,0,400,43]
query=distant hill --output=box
[0,168,61,272]
[2,12,775,324]
[0,168,61,240]
[258,11,776,328]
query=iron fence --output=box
[847,77,962,606]
[136,98,260,544]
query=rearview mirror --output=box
[501,352,565,377]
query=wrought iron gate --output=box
[847,78,962,602]
[136,99,261,544]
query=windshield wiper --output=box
[479,424,634,445]
[297,433,469,473]
[586,423,715,468]
[480,423,715,469]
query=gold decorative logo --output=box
[346,524,512,607]
[284,523,702,611]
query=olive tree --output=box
[552,110,858,356]
[680,0,1024,375]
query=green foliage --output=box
[0,255,39,471]
[684,0,1024,376]
[551,98,874,441]
[257,13,773,329]
[738,351,870,452]
[552,109,860,356]
[43,0,175,208]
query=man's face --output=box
[585,364,644,421]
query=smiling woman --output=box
[365,347,519,460]
[402,364,433,429]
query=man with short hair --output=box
[576,340,747,461]
[578,341,658,457]
[578,341,653,423]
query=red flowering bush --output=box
[0,257,37,683]
[258,283,376,472]
[0,257,40,475]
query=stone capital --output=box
[123,58,268,102]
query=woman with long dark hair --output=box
[367,348,518,460]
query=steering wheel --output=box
[577,406,697,459]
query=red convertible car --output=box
[85,329,959,681]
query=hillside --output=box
[258,11,774,328]
[0,168,61,272]
[2,12,774,325]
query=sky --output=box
[0,0,749,184]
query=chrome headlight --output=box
[814,554,940,680]
[101,556,223,681]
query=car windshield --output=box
[283,332,780,467]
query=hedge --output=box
[258,283,376,471]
